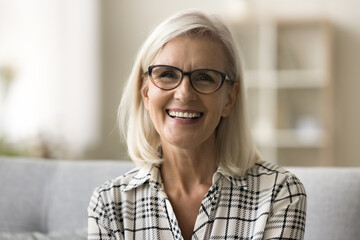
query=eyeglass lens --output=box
[150,65,223,94]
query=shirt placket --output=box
[164,197,184,240]
[148,166,183,240]
[161,182,220,240]
[192,183,220,240]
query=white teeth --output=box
[168,111,201,119]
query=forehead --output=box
[153,36,228,71]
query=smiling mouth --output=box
[167,110,202,119]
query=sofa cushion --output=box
[0,158,56,233]
[0,228,87,240]
[288,167,360,240]
[0,157,135,234]
[45,160,134,233]
[0,232,36,240]
[33,228,86,240]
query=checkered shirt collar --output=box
[123,164,248,192]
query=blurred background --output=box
[0,0,359,167]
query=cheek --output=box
[146,87,168,117]
[209,93,228,115]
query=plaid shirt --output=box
[88,161,306,240]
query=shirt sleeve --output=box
[87,187,120,240]
[263,174,307,240]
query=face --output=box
[142,36,238,151]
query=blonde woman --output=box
[88,9,306,240]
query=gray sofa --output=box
[0,157,359,240]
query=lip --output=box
[166,108,203,125]
[167,108,202,113]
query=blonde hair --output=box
[118,9,260,177]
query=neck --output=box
[160,137,218,193]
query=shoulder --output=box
[247,160,302,181]
[88,165,160,219]
[247,162,307,238]
[245,161,306,195]
[248,160,290,174]
[94,167,142,195]
[88,167,144,213]
[87,167,145,234]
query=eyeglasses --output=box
[146,65,233,94]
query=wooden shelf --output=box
[254,129,325,148]
[229,18,333,166]
[276,129,325,148]
[277,70,326,88]
[246,70,326,89]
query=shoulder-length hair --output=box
[118,9,260,177]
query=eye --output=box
[151,66,181,83]
[159,71,179,79]
[192,71,218,85]
[197,74,215,82]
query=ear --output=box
[141,78,150,110]
[221,82,239,117]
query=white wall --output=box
[95,0,360,166]
[0,0,100,158]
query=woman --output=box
[88,9,306,240]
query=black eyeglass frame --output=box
[146,65,234,94]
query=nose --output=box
[173,75,197,102]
